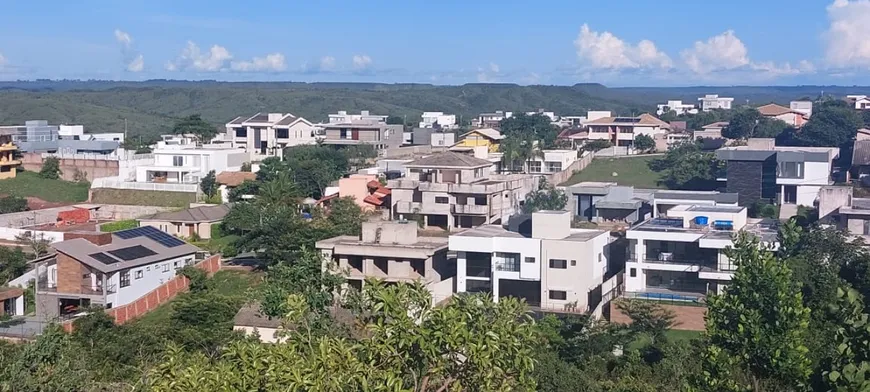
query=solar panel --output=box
[89,252,121,265]
[108,245,158,261]
[114,226,186,247]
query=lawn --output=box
[0,171,90,202]
[560,156,665,189]
[99,219,138,232]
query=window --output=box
[162,263,170,273]
[570,260,576,266]
[528,161,542,173]
[777,161,804,179]
[549,290,567,300]
[146,266,150,271]
[120,270,131,287]
[174,261,179,270]
[435,196,449,204]
[524,257,535,264]
[549,259,567,269]
[276,129,289,139]
[630,268,637,278]
[546,162,562,172]
[134,270,143,280]
[235,128,247,137]
[340,128,350,139]
[172,156,183,167]
[864,219,870,236]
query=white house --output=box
[224,113,318,160]
[584,113,671,147]
[525,150,578,174]
[449,211,610,312]
[656,100,698,116]
[790,101,813,118]
[474,111,513,128]
[135,144,248,184]
[328,110,388,124]
[419,112,458,129]
[756,104,809,128]
[698,94,734,111]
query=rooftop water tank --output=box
[694,216,709,225]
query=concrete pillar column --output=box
[634,239,645,262]
[456,252,467,293]
[492,277,500,303]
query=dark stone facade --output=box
[725,157,777,206]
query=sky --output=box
[2,0,870,86]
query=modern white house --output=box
[223,113,318,160]
[419,112,458,129]
[625,204,777,299]
[790,101,813,118]
[584,113,671,147]
[328,110,389,124]
[34,227,200,319]
[449,210,610,312]
[847,95,870,110]
[135,144,248,184]
[756,104,809,128]
[698,94,734,111]
[656,100,699,116]
[473,111,513,128]
[525,150,579,174]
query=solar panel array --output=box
[115,226,186,247]
[89,252,121,265]
[109,245,158,261]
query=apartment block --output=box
[449,211,610,312]
[388,151,537,230]
[224,113,318,160]
[625,204,777,298]
[316,221,452,295]
[35,227,200,319]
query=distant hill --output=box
[0,81,865,139]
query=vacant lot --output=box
[0,171,90,202]
[561,156,665,189]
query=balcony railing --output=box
[37,280,116,295]
[452,204,489,215]
[629,255,716,267]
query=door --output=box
[352,129,360,140]
[260,141,267,155]
[783,185,797,204]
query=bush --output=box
[0,195,28,214]
[749,199,779,219]
[99,220,138,232]
[39,157,62,179]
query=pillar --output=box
[492,277,500,303]
[456,252,467,293]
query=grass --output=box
[560,156,665,188]
[0,171,90,202]
[91,188,195,207]
[628,329,704,350]
[99,219,138,232]
[131,270,262,328]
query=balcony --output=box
[452,204,489,215]
[387,179,421,189]
[418,182,450,192]
[37,281,116,295]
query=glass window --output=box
[120,270,131,287]
[435,196,449,204]
[235,128,247,137]
[162,264,170,273]
[134,270,143,280]
[276,129,289,139]
[777,161,804,179]
[630,268,637,277]
[546,162,562,172]
[528,161,542,173]
[524,257,535,263]
[570,260,576,266]
[172,156,183,166]
[549,290,567,300]
[549,259,567,269]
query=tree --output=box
[39,157,61,179]
[615,299,676,344]
[0,195,27,214]
[651,140,721,190]
[386,115,404,125]
[240,162,252,172]
[172,114,217,144]
[633,134,655,152]
[799,101,863,147]
[499,113,559,148]
[0,247,27,284]
[260,247,344,319]
[701,232,811,391]
[199,170,217,198]
[15,231,51,258]
[522,177,567,213]
[227,179,259,202]
[823,287,870,391]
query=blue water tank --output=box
[694,216,709,225]
[713,220,734,230]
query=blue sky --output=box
[0,0,868,86]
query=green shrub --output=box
[100,220,139,232]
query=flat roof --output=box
[653,190,739,204]
[687,205,745,213]
[452,225,526,239]
[316,235,448,250]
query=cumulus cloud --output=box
[825,0,870,68]
[0,53,6,67]
[352,54,372,70]
[166,41,232,72]
[114,29,144,73]
[680,30,749,74]
[301,56,337,73]
[230,53,286,72]
[477,62,502,82]
[320,56,336,70]
[574,24,672,69]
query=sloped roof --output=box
[757,103,805,117]
[585,113,671,128]
[702,121,729,129]
[405,151,493,169]
[216,171,256,187]
[140,204,231,223]
[274,114,298,126]
[853,140,870,166]
[461,128,503,140]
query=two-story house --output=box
[328,110,388,124]
[224,113,318,160]
[449,210,610,312]
[34,227,200,319]
[318,121,404,151]
[698,94,734,111]
[756,103,809,128]
[135,143,248,184]
[419,112,458,129]
[656,100,698,116]
[388,151,538,230]
[584,114,671,147]
[453,128,503,153]
[473,111,513,128]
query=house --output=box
[526,109,558,122]
[852,139,870,178]
[0,287,25,317]
[419,112,457,129]
[656,100,698,116]
[473,111,513,128]
[558,116,587,128]
[584,113,671,147]
[318,121,404,151]
[790,101,813,118]
[0,121,123,155]
[387,151,538,230]
[756,103,809,127]
[328,110,388,124]
[847,95,870,110]
[817,186,870,242]
[694,122,730,150]
[223,113,318,160]
[698,94,734,111]
[215,171,257,202]
[650,190,739,216]
[556,128,589,149]
[449,210,610,312]
[135,144,248,184]
[318,174,390,212]
[525,150,578,174]
[625,204,777,298]
[566,182,652,225]
[716,138,839,207]
[138,204,231,240]
[408,128,456,147]
[34,228,200,319]
[0,128,20,179]
[453,128,503,153]
[317,221,452,296]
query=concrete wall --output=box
[21,153,120,181]
[547,151,594,186]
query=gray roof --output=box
[405,151,493,169]
[854,140,870,166]
[244,113,269,123]
[654,190,739,204]
[19,139,120,153]
[595,199,644,209]
[139,204,231,223]
[275,114,299,126]
[228,116,245,125]
[51,234,200,273]
[716,149,777,162]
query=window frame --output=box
[548,259,568,269]
[434,196,449,204]
[134,270,143,280]
[549,290,568,300]
[120,270,131,287]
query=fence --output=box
[546,151,595,185]
[0,227,65,243]
[91,176,200,193]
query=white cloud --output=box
[574,24,672,69]
[476,62,502,82]
[320,56,336,70]
[352,54,372,69]
[114,29,132,48]
[0,53,6,67]
[166,41,232,72]
[489,62,500,73]
[680,30,749,74]
[230,53,286,72]
[825,0,870,68]
[126,54,144,72]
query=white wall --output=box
[105,254,195,307]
